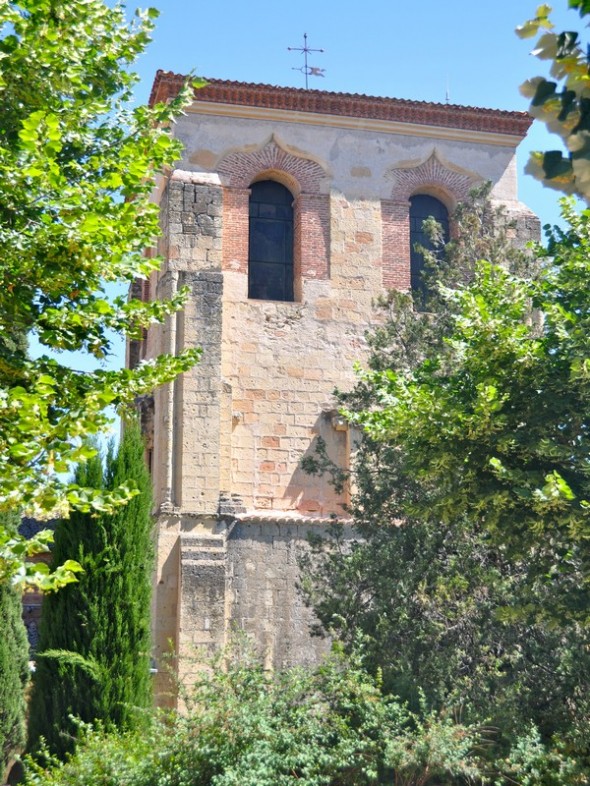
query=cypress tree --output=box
[0,512,30,780]
[0,307,31,777]
[100,423,153,726]
[28,423,153,757]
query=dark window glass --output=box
[249,181,294,301]
[409,194,449,305]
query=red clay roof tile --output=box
[149,71,532,138]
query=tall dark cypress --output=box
[100,423,153,727]
[0,323,31,778]
[0,512,30,780]
[28,423,153,757]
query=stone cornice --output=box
[236,511,352,526]
[183,102,523,147]
[150,72,532,143]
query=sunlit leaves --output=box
[518,4,590,197]
[515,4,553,39]
[0,0,201,587]
[0,526,83,589]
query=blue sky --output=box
[131,0,584,230]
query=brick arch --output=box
[250,168,300,199]
[388,151,480,205]
[217,138,327,195]
[381,153,480,292]
[220,139,331,291]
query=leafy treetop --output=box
[0,0,202,587]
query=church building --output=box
[133,73,538,703]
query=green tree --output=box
[0,512,30,780]
[518,1,590,197]
[0,0,202,588]
[302,190,590,764]
[354,201,590,627]
[28,422,153,758]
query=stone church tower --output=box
[133,73,537,703]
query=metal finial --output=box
[288,33,325,89]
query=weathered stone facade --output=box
[133,75,538,704]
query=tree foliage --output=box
[28,422,153,758]
[354,200,590,627]
[0,510,30,779]
[0,0,202,587]
[518,1,590,197]
[302,188,590,768]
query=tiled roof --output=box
[149,71,532,137]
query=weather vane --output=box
[288,33,325,89]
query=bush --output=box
[25,647,491,786]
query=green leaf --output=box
[569,0,590,17]
[542,150,573,179]
[531,77,557,106]
[0,0,199,586]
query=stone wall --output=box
[152,512,343,705]
[226,519,338,669]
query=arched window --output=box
[248,180,294,301]
[409,194,449,302]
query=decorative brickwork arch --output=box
[219,139,330,291]
[217,138,327,195]
[381,152,480,291]
[388,150,480,206]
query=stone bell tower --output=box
[130,73,538,704]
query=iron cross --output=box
[288,33,325,89]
